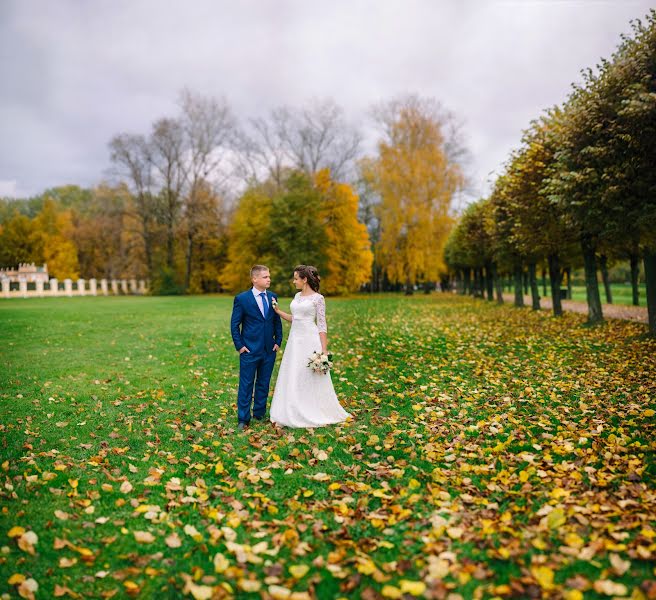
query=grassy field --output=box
[567,284,646,306]
[511,282,648,306]
[1,294,655,599]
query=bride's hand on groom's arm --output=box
[238,346,250,354]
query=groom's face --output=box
[252,270,271,291]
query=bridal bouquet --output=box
[308,351,333,374]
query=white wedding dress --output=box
[269,292,351,428]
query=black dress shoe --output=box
[237,422,248,431]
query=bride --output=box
[269,265,351,428]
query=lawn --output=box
[1,294,654,599]
[518,282,648,307]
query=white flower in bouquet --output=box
[307,351,333,374]
[271,298,278,309]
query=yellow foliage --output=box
[315,169,373,294]
[33,198,80,279]
[362,104,461,287]
[219,188,273,293]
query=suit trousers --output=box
[237,351,276,423]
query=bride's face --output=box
[292,272,307,290]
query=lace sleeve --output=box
[316,294,327,333]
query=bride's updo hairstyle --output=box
[294,264,321,292]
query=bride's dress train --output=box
[269,292,350,428]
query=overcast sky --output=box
[0,0,652,205]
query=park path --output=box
[500,292,648,324]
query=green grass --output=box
[519,282,647,306]
[1,294,654,599]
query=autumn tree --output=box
[220,170,371,295]
[219,186,275,293]
[315,169,373,295]
[0,211,40,266]
[32,198,79,279]
[267,172,327,289]
[361,96,463,293]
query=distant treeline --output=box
[0,94,467,295]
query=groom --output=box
[230,265,283,431]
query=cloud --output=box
[0,0,652,201]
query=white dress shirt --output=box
[251,286,268,317]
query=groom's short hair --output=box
[250,265,269,279]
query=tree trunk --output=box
[513,264,524,307]
[548,254,563,317]
[472,268,479,297]
[541,267,547,298]
[644,247,656,336]
[565,267,572,299]
[485,262,494,301]
[523,270,529,295]
[493,263,504,304]
[463,268,471,295]
[404,276,414,296]
[600,254,612,304]
[184,234,193,292]
[581,235,603,324]
[630,253,640,306]
[528,261,540,310]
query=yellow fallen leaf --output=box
[123,581,140,594]
[609,552,630,575]
[214,552,229,573]
[133,531,155,544]
[238,579,262,592]
[8,526,26,538]
[593,580,628,596]
[531,565,554,590]
[185,582,213,600]
[17,577,38,599]
[382,585,402,598]
[563,590,584,600]
[399,581,426,596]
[547,508,566,529]
[59,556,78,568]
[289,564,310,579]
[643,409,654,417]
[8,573,26,585]
[357,558,377,575]
[184,524,202,541]
[17,532,38,555]
[268,585,291,599]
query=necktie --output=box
[259,292,268,317]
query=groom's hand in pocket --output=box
[273,344,280,352]
[239,346,250,354]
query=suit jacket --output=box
[230,289,283,354]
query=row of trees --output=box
[444,10,656,334]
[1,95,466,295]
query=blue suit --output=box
[230,289,283,424]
